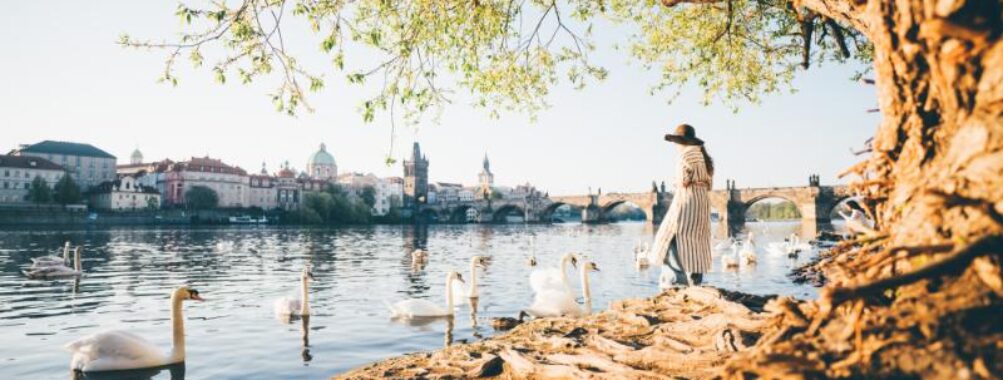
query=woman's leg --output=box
[664,239,688,285]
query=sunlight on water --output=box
[0,222,826,378]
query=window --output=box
[3,170,7,177]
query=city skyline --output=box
[1,1,879,196]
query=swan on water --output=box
[722,244,740,269]
[525,261,599,318]
[65,286,205,372]
[527,236,538,267]
[411,249,429,265]
[739,242,757,265]
[31,241,71,267]
[274,267,316,317]
[634,242,653,269]
[452,256,489,303]
[529,252,578,294]
[387,271,465,319]
[24,246,82,279]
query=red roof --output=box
[172,157,247,175]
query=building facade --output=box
[275,162,301,210]
[0,155,66,204]
[163,156,249,208]
[12,140,116,191]
[89,176,161,211]
[306,143,337,180]
[247,163,278,210]
[403,142,429,209]
[477,154,494,200]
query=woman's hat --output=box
[664,124,704,145]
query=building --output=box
[458,187,476,202]
[89,176,161,211]
[403,142,429,208]
[306,143,337,180]
[247,163,277,210]
[433,182,462,204]
[163,156,249,208]
[478,154,494,200]
[116,156,174,196]
[12,140,116,191]
[130,148,143,165]
[0,155,66,204]
[375,177,403,216]
[275,162,301,210]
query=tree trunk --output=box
[719,0,1003,377]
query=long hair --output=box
[699,145,715,178]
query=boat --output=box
[228,215,268,224]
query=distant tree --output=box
[146,196,159,210]
[27,176,52,204]
[185,186,219,210]
[360,185,377,208]
[52,175,81,205]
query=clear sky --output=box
[0,2,878,196]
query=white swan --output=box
[411,249,429,265]
[24,246,82,278]
[839,209,876,235]
[274,267,315,317]
[31,241,71,267]
[739,241,757,265]
[388,271,465,318]
[529,253,578,293]
[634,242,653,269]
[722,244,740,269]
[66,286,205,372]
[452,256,488,303]
[526,261,599,318]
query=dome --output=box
[307,143,336,167]
[130,148,143,165]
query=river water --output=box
[0,222,828,379]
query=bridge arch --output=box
[492,204,526,223]
[740,194,803,222]
[600,200,648,222]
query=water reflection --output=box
[1,223,820,378]
[72,363,185,380]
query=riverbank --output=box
[337,287,794,379]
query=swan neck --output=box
[74,247,81,272]
[170,293,186,362]
[468,260,478,295]
[445,276,455,313]
[580,266,591,301]
[63,243,70,262]
[300,275,310,315]
[559,257,570,290]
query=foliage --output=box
[360,185,377,208]
[185,185,219,210]
[746,200,801,220]
[122,0,871,138]
[52,175,81,205]
[27,176,52,204]
[146,196,159,210]
[290,184,373,224]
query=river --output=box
[0,221,830,379]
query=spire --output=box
[412,142,422,161]
[260,161,268,175]
[320,143,327,151]
[483,153,490,171]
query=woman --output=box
[651,124,714,285]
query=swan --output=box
[634,242,653,269]
[66,286,205,372]
[411,249,429,264]
[529,252,578,293]
[387,271,465,319]
[721,244,740,269]
[739,241,757,265]
[527,237,538,267]
[24,246,82,278]
[274,267,315,317]
[527,256,537,267]
[839,209,876,235]
[31,241,71,267]
[525,261,599,318]
[713,238,734,252]
[452,256,488,303]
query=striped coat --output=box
[651,145,713,273]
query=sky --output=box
[0,2,879,196]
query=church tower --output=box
[403,142,429,208]
[478,153,494,199]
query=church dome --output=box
[130,148,143,164]
[307,143,336,167]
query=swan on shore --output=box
[388,271,465,319]
[529,253,578,294]
[452,256,488,303]
[66,287,205,372]
[525,261,599,318]
[31,241,71,267]
[24,246,82,279]
[274,267,315,317]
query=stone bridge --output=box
[415,182,853,238]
